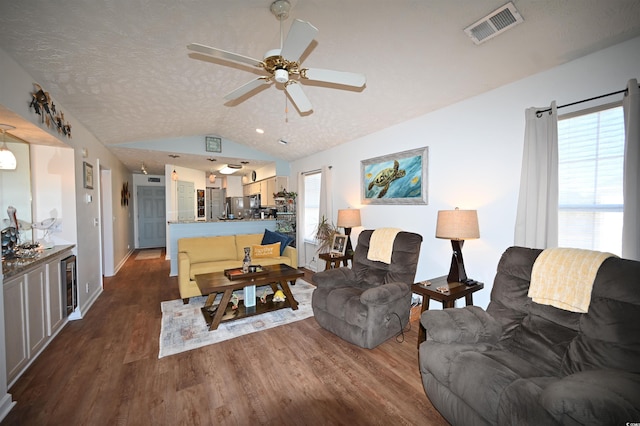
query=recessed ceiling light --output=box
[278,139,288,145]
[256,128,264,134]
[168,154,180,158]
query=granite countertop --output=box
[2,244,75,280]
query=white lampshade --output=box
[209,173,216,183]
[171,169,178,181]
[0,144,17,170]
[0,125,17,170]
[435,208,479,241]
[337,209,362,228]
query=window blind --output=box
[558,105,624,255]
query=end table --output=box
[412,275,484,348]
[318,252,353,270]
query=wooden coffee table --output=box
[195,264,304,331]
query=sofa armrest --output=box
[177,252,192,289]
[540,370,640,424]
[313,267,357,289]
[283,245,298,268]
[420,306,502,344]
[360,282,410,306]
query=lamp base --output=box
[446,240,468,283]
[344,227,354,255]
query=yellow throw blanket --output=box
[528,247,616,313]
[367,228,402,264]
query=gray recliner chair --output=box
[312,229,423,349]
[419,246,640,425]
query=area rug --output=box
[135,249,162,260]
[158,279,315,358]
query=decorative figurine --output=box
[273,290,286,302]
[231,294,240,310]
[242,247,251,273]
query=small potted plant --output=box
[314,215,338,254]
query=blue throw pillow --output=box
[261,229,294,255]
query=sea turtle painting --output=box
[367,160,406,198]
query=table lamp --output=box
[435,207,479,283]
[337,208,361,255]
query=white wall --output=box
[292,36,640,309]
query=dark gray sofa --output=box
[419,246,640,425]
[312,229,422,349]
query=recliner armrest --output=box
[313,267,357,289]
[540,370,640,424]
[360,282,410,305]
[420,306,502,344]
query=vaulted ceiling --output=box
[1,0,640,175]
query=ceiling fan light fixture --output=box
[219,164,242,175]
[274,68,289,84]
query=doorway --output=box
[137,185,166,248]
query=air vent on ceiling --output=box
[464,2,524,45]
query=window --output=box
[302,172,321,242]
[557,105,624,255]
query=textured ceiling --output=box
[1,0,640,175]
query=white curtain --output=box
[514,102,559,249]
[318,165,333,225]
[296,171,306,250]
[622,78,640,260]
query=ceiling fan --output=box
[187,0,366,114]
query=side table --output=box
[412,275,484,348]
[318,252,353,270]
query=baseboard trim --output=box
[0,393,15,422]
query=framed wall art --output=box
[83,161,94,189]
[205,136,222,153]
[361,146,428,205]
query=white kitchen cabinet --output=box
[46,260,65,336]
[3,275,28,384]
[3,246,73,386]
[25,265,47,357]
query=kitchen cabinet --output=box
[3,246,73,385]
[3,274,27,384]
[26,265,47,357]
[46,260,65,336]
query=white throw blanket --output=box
[528,247,616,313]
[367,228,402,264]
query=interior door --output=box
[177,181,195,221]
[138,185,166,248]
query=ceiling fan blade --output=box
[224,77,271,101]
[187,43,263,68]
[301,68,366,88]
[280,19,318,62]
[285,82,312,113]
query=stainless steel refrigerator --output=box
[225,197,245,218]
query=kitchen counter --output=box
[2,244,75,279]
[167,219,277,276]
[167,217,275,224]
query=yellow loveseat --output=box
[177,233,298,303]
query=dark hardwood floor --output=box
[2,250,448,426]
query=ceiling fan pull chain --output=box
[285,92,289,123]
